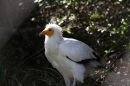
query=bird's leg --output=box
[72,78,76,86]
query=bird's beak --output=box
[39,29,48,37]
[39,30,45,37]
[39,28,53,37]
[39,32,43,37]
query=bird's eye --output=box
[49,29,52,31]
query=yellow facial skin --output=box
[39,28,54,37]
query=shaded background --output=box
[0,0,130,86]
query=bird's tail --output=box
[84,61,107,78]
[89,60,106,69]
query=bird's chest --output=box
[44,43,59,64]
[45,39,59,53]
[53,57,74,79]
[45,44,58,55]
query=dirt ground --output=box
[102,51,130,86]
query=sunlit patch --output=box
[18,2,23,6]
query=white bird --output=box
[39,23,106,86]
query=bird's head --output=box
[39,23,62,37]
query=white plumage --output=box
[39,23,106,86]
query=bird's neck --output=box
[45,34,63,44]
[44,35,63,54]
[44,35,63,47]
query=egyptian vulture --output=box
[39,23,106,86]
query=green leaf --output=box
[121,27,127,35]
[104,50,110,54]
[122,21,127,25]
[56,17,63,25]
[90,13,101,19]
[112,40,116,44]
[69,14,76,20]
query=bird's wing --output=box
[59,38,105,67]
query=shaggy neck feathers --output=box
[45,33,63,44]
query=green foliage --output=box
[90,13,101,19]
[31,0,130,85]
